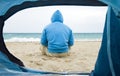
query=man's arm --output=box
[68,30,74,47]
[41,29,48,46]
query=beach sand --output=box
[5,41,101,73]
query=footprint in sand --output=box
[35,62,43,66]
[64,59,72,62]
[41,57,47,60]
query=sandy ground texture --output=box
[5,41,101,73]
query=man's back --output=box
[41,10,74,53]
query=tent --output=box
[0,0,120,76]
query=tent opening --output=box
[3,5,107,73]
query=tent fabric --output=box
[99,0,120,17]
[0,0,37,16]
[92,1,120,76]
[0,51,22,72]
[99,0,120,11]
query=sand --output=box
[5,41,101,73]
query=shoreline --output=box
[4,39,102,42]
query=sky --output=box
[3,6,108,33]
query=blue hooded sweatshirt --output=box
[41,10,74,53]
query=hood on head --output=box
[51,10,63,23]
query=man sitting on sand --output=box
[40,10,74,57]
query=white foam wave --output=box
[5,37,40,42]
[75,39,102,41]
[4,37,101,42]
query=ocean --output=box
[3,33,102,42]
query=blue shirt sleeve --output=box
[41,29,48,46]
[68,30,74,46]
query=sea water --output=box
[3,33,102,42]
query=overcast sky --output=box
[3,6,107,33]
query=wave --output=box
[75,39,102,41]
[4,37,101,42]
[4,37,40,42]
